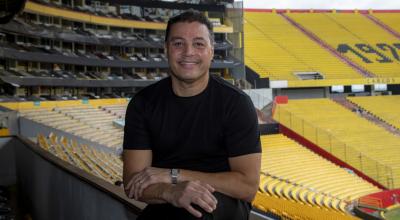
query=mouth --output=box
[178,60,199,65]
[178,60,200,69]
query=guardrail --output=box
[274,105,396,189]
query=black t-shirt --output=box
[124,75,260,219]
[123,74,261,172]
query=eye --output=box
[194,42,205,48]
[172,41,183,48]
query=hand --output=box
[163,180,218,218]
[125,167,170,200]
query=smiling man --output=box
[123,10,261,220]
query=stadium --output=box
[0,0,399,219]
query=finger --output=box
[185,205,202,218]
[204,183,215,192]
[188,184,217,210]
[128,182,136,199]
[132,172,148,199]
[134,178,145,200]
[132,172,145,187]
[135,180,144,199]
[202,184,218,204]
[193,184,217,206]
[125,175,136,192]
[192,196,215,213]
[202,192,218,210]
[126,175,142,195]
[126,175,139,199]
[137,176,154,198]
[136,178,150,200]
[209,192,218,205]
[135,174,154,199]
[124,181,131,195]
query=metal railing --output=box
[244,89,272,110]
[274,105,397,189]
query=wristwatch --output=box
[170,168,180,184]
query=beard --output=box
[168,68,209,85]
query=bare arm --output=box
[134,153,261,203]
[123,149,165,203]
[180,153,261,202]
[123,149,218,217]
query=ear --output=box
[210,44,214,61]
[164,43,168,57]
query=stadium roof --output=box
[244,0,400,10]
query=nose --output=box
[183,44,195,56]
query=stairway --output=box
[364,14,400,40]
[279,13,375,78]
[331,96,400,136]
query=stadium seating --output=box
[19,103,125,149]
[101,104,127,118]
[0,0,238,101]
[371,13,400,34]
[259,134,380,212]
[347,95,400,130]
[244,11,364,81]
[273,98,400,189]
[288,12,400,78]
[37,130,376,218]
[253,192,360,220]
[37,133,122,184]
[4,1,400,218]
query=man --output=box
[123,10,261,220]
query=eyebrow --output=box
[169,37,207,41]
[169,37,184,41]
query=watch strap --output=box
[170,168,180,184]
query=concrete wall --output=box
[274,87,329,99]
[0,109,19,135]
[13,137,141,220]
[0,137,16,186]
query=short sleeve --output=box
[123,95,151,150]
[223,94,261,157]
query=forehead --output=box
[168,21,211,41]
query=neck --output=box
[171,74,210,97]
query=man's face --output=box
[165,21,214,84]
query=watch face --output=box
[171,169,179,184]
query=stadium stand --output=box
[18,103,125,150]
[0,0,240,100]
[244,10,400,89]
[37,133,122,185]
[253,192,360,220]
[258,134,381,212]
[2,0,400,219]
[288,12,400,78]
[36,129,371,219]
[244,11,364,81]
[348,95,400,130]
[273,98,400,189]
[369,13,400,38]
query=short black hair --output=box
[165,10,214,43]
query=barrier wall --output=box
[12,136,143,220]
[0,137,16,186]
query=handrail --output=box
[274,105,396,189]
